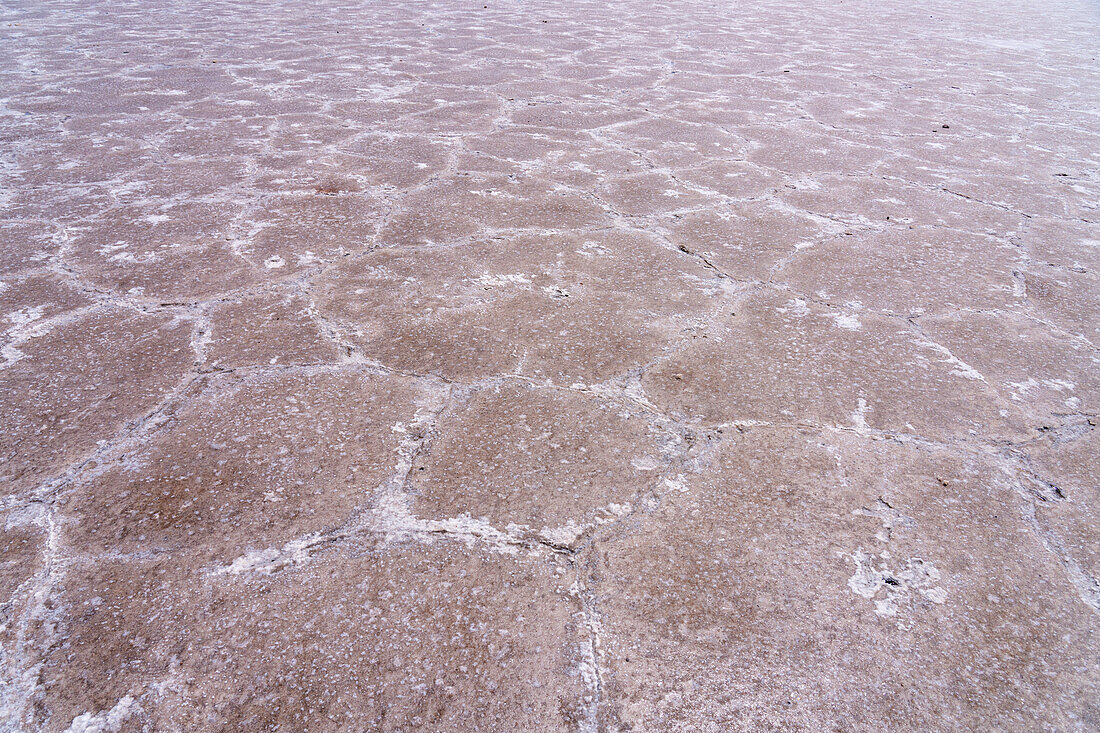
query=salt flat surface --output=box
[1,0,1099,729]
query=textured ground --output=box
[1,0,1099,730]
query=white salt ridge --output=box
[913,338,986,381]
[833,312,861,330]
[474,272,531,287]
[850,398,871,433]
[63,695,140,733]
[848,548,946,620]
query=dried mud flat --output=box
[1,0,1099,730]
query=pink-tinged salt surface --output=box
[1,0,1098,730]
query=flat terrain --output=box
[1,0,1099,730]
